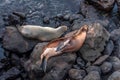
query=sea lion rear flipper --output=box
[40,57,47,72]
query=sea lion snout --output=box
[81,25,88,32]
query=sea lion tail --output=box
[40,56,47,72]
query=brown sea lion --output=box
[17,25,67,41]
[39,25,88,72]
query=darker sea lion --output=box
[17,25,68,41]
[39,25,88,72]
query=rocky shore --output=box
[0,0,120,80]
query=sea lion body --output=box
[17,25,67,41]
[39,25,88,72]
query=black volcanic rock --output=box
[0,67,20,80]
[69,69,86,80]
[86,0,115,12]
[3,27,38,53]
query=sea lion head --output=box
[58,26,68,32]
[81,25,88,32]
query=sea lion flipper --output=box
[40,57,47,72]
[56,39,71,51]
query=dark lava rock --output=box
[24,41,76,80]
[110,28,120,58]
[83,71,101,80]
[3,27,38,53]
[93,55,109,65]
[79,1,100,19]
[0,44,5,60]
[110,28,120,41]
[63,14,71,21]
[86,66,101,74]
[100,62,112,74]
[12,11,26,20]
[86,0,115,12]
[0,28,5,41]
[113,38,120,59]
[69,14,83,22]
[79,22,110,61]
[72,65,80,69]
[43,16,50,24]
[0,67,20,80]
[69,69,86,80]
[116,0,120,13]
[108,71,120,80]
[0,62,4,70]
[108,56,120,71]
[42,62,71,80]
[76,57,85,69]
[103,40,114,55]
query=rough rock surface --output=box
[86,66,101,74]
[108,71,120,80]
[86,0,115,12]
[79,22,110,61]
[93,55,109,65]
[0,67,20,80]
[116,0,120,13]
[100,62,112,74]
[83,71,101,80]
[108,56,120,71]
[103,40,114,55]
[2,27,38,53]
[69,69,86,80]
[110,28,120,59]
[79,0,100,19]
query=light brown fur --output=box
[40,25,88,65]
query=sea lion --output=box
[39,25,88,72]
[17,25,67,41]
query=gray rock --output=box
[103,40,114,55]
[80,22,110,61]
[108,56,120,71]
[83,71,101,80]
[110,28,120,58]
[116,0,120,13]
[76,57,85,68]
[42,62,71,80]
[79,0,100,19]
[93,55,109,65]
[100,62,112,74]
[69,69,86,80]
[73,65,80,70]
[0,28,5,40]
[0,67,20,80]
[86,0,115,12]
[110,28,120,41]
[108,71,120,80]
[86,66,101,74]
[3,27,38,53]
[113,38,120,59]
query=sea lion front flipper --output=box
[40,57,47,72]
[56,39,71,51]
